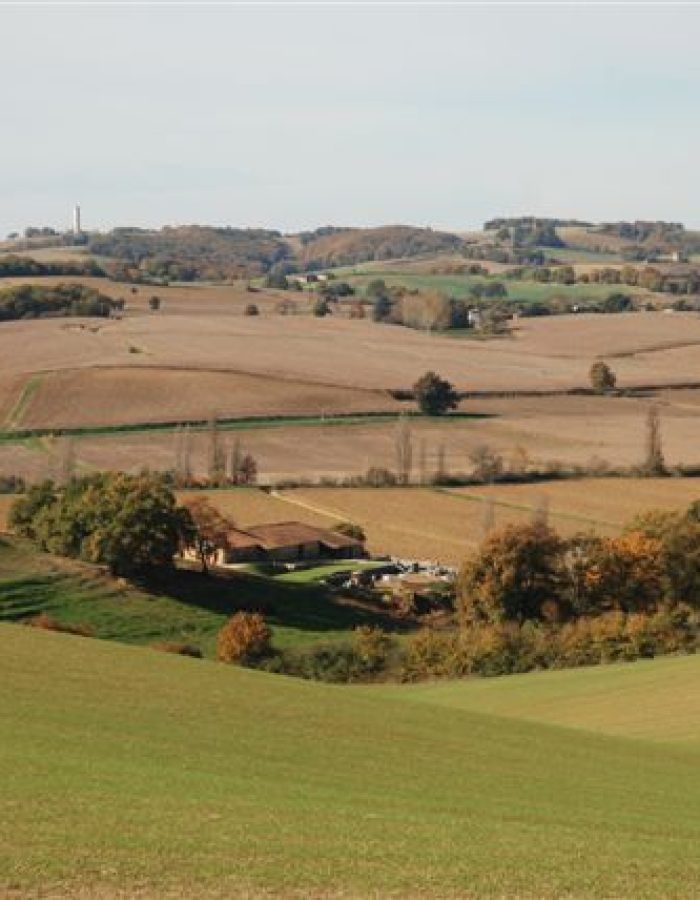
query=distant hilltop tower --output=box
[72,203,82,235]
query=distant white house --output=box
[291,273,329,286]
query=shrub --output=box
[333,521,366,541]
[364,467,397,487]
[151,641,203,658]
[273,631,398,683]
[26,613,94,638]
[217,612,272,664]
[272,641,363,683]
[352,626,394,675]
[402,629,463,681]
[589,361,616,393]
[244,303,260,316]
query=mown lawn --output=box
[2,626,700,897]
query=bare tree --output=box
[207,415,226,486]
[642,404,666,476]
[394,415,413,485]
[174,425,193,487]
[56,436,76,484]
[531,493,550,527]
[418,438,428,486]
[468,444,504,483]
[434,444,448,484]
[481,497,495,536]
[229,438,243,485]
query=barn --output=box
[214,521,365,565]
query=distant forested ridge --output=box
[87,225,467,280]
[484,217,591,230]
[89,226,292,281]
[297,226,465,270]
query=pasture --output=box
[342,267,625,304]
[3,626,700,897]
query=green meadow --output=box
[341,269,619,304]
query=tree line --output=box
[0,283,117,321]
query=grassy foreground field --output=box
[3,625,700,898]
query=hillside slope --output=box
[2,626,700,897]
[379,654,700,745]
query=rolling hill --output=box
[2,626,700,897]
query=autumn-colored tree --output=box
[458,522,564,625]
[626,507,700,608]
[394,415,413,485]
[642,405,665,476]
[589,361,616,393]
[332,521,366,541]
[572,531,665,615]
[217,612,272,664]
[183,496,235,573]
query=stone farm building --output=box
[212,521,366,565]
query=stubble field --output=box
[171,478,700,564]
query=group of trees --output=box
[0,255,104,279]
[458,499,700,628]
[0,283,117,320]
[9,472,193,576]
[173,423,258,489]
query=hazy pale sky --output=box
[1,2,699,235]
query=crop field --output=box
[5,297,700,396]
[176,478,700,564]
[14,368,401,429]
[3,626,700,897]
[3,386,700,488]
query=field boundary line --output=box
[3,374,43,430]
[434,487,621,530]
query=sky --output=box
[1,2,699,236]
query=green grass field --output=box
[377,654,700,745]
[342,269,622,304]
[2,626,700,897]
[0,537,395,656]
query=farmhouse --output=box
[213,521,366,565]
